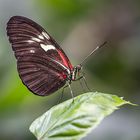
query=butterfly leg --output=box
[79,78,86,92]
[68,82,74,103]
[58,85,68,104]
[76,70,91,92]
[82,75,91,92]
[75,76,91,92]
[80,69,91,92]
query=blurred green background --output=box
[0,0,140,140]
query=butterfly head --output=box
[75,64,82,72]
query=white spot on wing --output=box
[27,40,34,43]
[30,50,35,53]
[42,32,50,40]
[40,44,55,52]
[38,35,44,40]
[32,37,41,42]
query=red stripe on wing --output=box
[57,50,73,71]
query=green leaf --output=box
[29,92,134,140]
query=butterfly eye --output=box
[76,64,82,71]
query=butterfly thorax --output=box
[68,64,82,82]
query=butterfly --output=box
[6,16,106,96]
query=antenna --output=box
[80,41,107,65]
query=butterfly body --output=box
[7,16,82,96]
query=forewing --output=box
[6,16,73,70]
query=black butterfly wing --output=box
[6,16,72,96]
[17,55,67,96]
[6,16,73,69]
